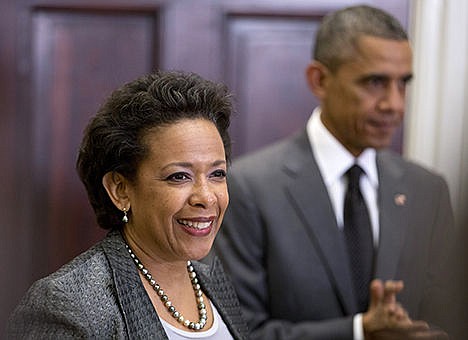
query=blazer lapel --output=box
[374,151,409,280]
[284,131,357,314]
[194,258,247,340]
[102,231,168,339]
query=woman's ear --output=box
[102,171,130,211]
[305,61,329,99]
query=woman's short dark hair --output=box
[76,70,233,230]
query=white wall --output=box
[406,0,468,228]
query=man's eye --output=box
[367,76,387,88]
[398,76,412,90]
[166,172,190,182]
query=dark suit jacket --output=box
[7,230,248,339]
[214,130,455,340]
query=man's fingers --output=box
[368,279,384,309]
[382,280,404,304]
[399,320,430,332]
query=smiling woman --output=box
[7,71,248,339]
[104,119,229,264]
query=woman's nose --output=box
[188,181,216,207]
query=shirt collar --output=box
[306,107,378,188]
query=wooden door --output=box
[0,0,408,332]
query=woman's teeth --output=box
[178,219,211,230]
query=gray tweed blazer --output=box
[7,230,248,339]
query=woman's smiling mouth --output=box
[177,219,213,230]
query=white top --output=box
[160,301,234,340]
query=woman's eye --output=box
[211,169,227,179]
[166,172,190,182]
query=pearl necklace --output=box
[124,244,208,330]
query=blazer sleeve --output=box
[417,174,457,333]
[215,171,354,340]
[6,278,92,339]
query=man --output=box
[214,5,454,340]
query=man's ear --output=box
[306,61,329,99]
[102,171,130,211]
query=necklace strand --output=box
[124,244,208,330]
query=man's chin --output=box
[366,137,394,150]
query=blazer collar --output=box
[101,230,168,339]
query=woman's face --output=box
[123,118,228,262]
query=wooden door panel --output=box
[225,15,320,156]
[30,7,160,273]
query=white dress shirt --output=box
[306,107,380,340]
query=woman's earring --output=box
[122,208,129,223]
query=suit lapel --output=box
[284,131,357,314]
[374,151,409,280]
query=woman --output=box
[7,71,248,339]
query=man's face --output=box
[319,35,413,156]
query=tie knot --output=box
[346,164,364,187]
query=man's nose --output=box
[379,82,406,113]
